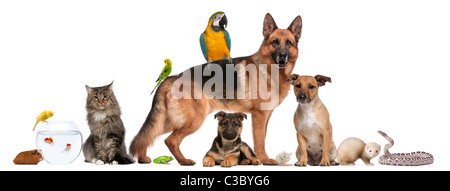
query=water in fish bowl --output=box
[36,121,83,165]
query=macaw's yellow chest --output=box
[204,29,230,61]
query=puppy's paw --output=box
[252,159,261,166]
[319,159,330,166]
[203,161,214,167]
[220,160,232,168]
[239,159,251,165]
[295,160,307,167]
[221,158,237,168]
[203,157,215,167]
[330,160,340,166]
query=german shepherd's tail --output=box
[129,78,171,162]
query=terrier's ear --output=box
[263,13,278,40]
[285,74,299,85]
[314,75,331,87]
[214,111,227,121]
[235,112,247,121]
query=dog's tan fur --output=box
[286,74,338,166]
[130,13,302,165]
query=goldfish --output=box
[62,143,71,153]
[44,137,54,146]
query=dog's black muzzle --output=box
[273,50,289,68]
[222,129,238,140]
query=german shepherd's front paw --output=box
[179,159,196,166]
[261,158,278,165]
[138,156,151,164]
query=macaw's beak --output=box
[220,14,228,30]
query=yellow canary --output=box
[33,110,54,131]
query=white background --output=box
[1,0,449,171]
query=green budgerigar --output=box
[153,156,174,164]
[151,59,172,95]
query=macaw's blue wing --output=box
[224,30,231,51]
[200,33,208,61]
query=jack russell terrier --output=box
[285,74,338,166]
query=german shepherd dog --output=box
[203,111,260,167]
[130,13,302,165]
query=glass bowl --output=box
[36,120,83,165]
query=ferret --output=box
[337,138,380,166]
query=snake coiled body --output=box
[377,131,433,166]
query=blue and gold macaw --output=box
[199,11,232,64]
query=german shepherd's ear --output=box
[284,74,299,85]
[288,15,302,42]
[235,112,247,121]
[263,13,278,40]
[314,75,331,87]
[214,111,227,121]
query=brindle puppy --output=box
[203,111,261,167]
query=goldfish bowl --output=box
[36,120,83,165]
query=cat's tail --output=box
[115,152,135,164]
[129,78,170,163]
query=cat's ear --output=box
[106,80,114,90]
[85,85,93,94]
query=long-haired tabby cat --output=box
[83,81,135,164]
